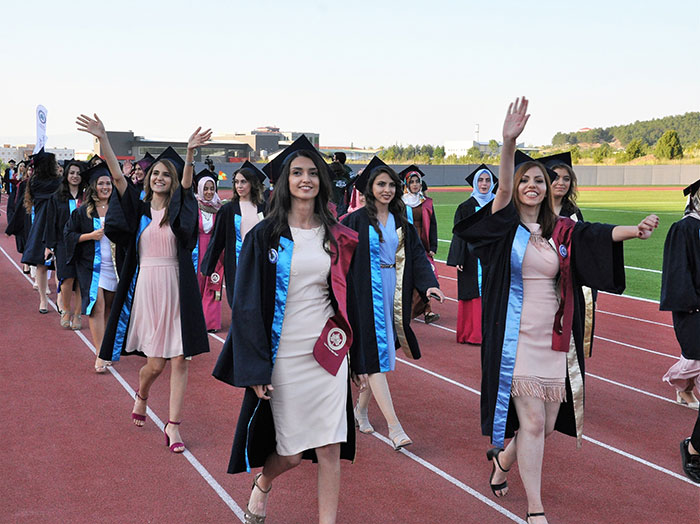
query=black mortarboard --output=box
[62,158,86,178]
[194,168,218,190]
[397,164,427,185]
[514,150,556,182]
[237,160,267,184]
[262,134,326,184]
[465,164,498,187]
[354,156,390,194]
[152,146,185,179]
[8,159,16,164]
[683,179,700,197]
[537,151,572,169]
[82,162,112,184]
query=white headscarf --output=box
[402,172,425,208]
[196,176,222,213]
[471,168,496,208]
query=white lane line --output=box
[371,432,526,523]
[594,335,676,359]
[205,339,521,520]
[599,291,660,304]
[434,264,661,302]
[586,373,676,404]
[625,266,662,274]
[406,319,695,484]
[596,310,673,328]
[0,245,246,522]
[206,336,522,520]
[582,435,693,484]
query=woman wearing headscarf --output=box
[399,165,440,324]
[193,169,225,332]
[660,178,700,482]
[446,164,497,344]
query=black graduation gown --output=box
[341,207,438,374]
[21,176,61,266]
[5,180,28,254]
[47,194,80,280]
[213,219,360,474]
[660,216,700,361]
[454,201,625,447]
[446,197,482,300]
[63,205,119,315]
[98,184,209,362]
[200,200,265,306]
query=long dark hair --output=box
[143,159,181,226]
[363,166,409,242]
[56,161,86,203]
[513,161,557,238]
[267,150,338,257]
[25,152,58,213]
[551,162,579,209]
[232,167,264,205]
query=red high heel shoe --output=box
[131,391,148,426]
[164,421,185,453]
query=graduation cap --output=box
[82,161,112,184]
[135,152,155,171]
[152,146,185,179]
[354,156,390,194]
[89,154,103,166]
[62,158,86,177]
[194,168,218,190]
[262,134,326,184]
[537,151,572,169]
[514,150,556,182]
[397,164,427,185]
[683,178,700,197]
[465,164,498,188]
[237,160,267,184]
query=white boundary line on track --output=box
[0,245,247,523]
[435,247,662,274]
[206,332,526,522]
[594,335,676,359]
[407,319,696,486]
[596,310,673,328]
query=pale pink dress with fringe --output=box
[663,356,700,393]
[511,223,567,402]
[124,207,183,359]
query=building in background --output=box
[98,131,253,163]
[0,145,74,162]
[214,127,320,160]
[318,146,381,162]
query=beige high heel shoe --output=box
[354,403,375,434]
[244,473,271,523]
[388,424,412,451]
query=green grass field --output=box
[431,187,687,301]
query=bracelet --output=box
[189,161,196,167]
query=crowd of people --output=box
[1,98,697,523]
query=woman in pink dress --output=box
[454,98,659,524]
[78,114,211,454]
[193,169,225,332]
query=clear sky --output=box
[1,0,698,152]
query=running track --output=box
[1,209,698,523]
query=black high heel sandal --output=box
[526,511,545,522]
[486,447,510,496]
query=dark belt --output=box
[380,263,396,268]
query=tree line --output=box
[552,112,700,148]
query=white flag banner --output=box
[33,105,48,153]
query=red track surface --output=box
[1,208,698,523]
